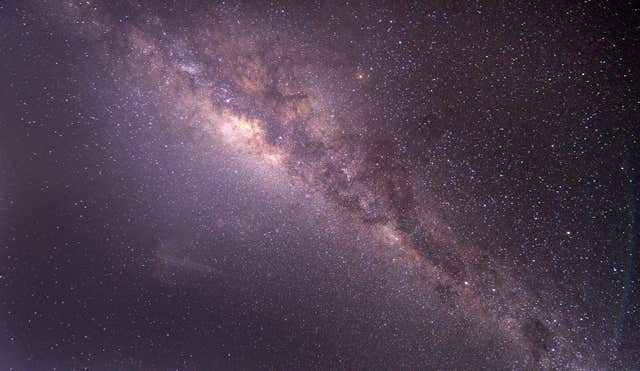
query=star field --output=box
[0,0,639,369]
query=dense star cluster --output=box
[1,0,639,369]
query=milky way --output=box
[1,1,639,369]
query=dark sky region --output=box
[0,0,639,369]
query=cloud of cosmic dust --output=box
[41,1,607,368]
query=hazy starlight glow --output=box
[1,1,637,369]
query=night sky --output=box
[1,0,639,369]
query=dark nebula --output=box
[1,0,639,369]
